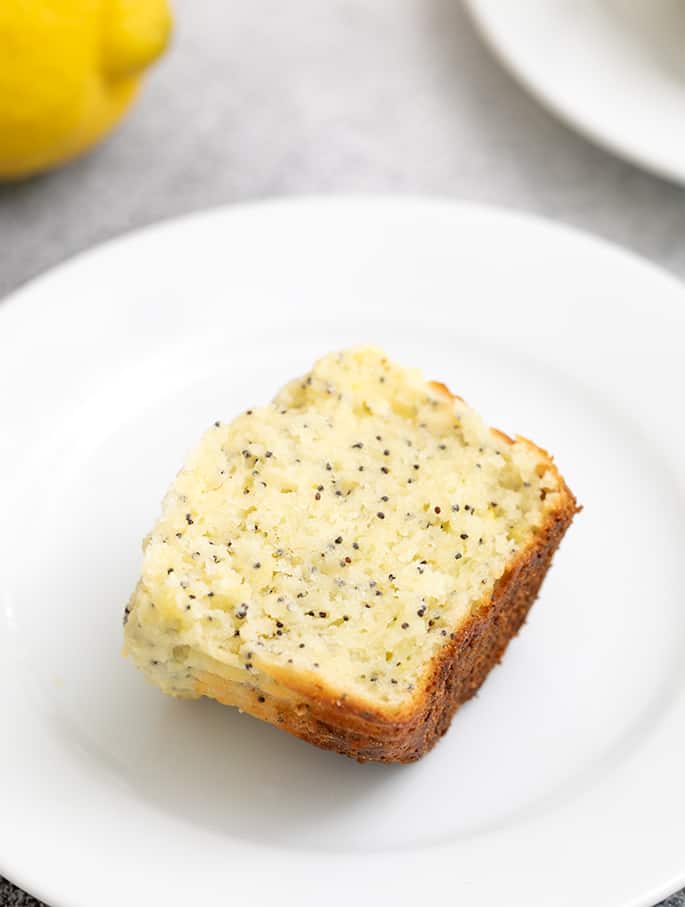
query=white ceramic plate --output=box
[1,198,684,907]
[464,0,685,184]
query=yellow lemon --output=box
[0,0,173,179]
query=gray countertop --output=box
[0,1,683,904]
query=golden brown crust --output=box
[195,484,578,763]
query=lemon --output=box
[0,0,173,180]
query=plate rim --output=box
[463,0,685,186]
[2,193,685,310]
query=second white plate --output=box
[1,198,684,907]
[465,0,685,184]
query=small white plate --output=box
[464,0,685,184]
[1,198,684,907]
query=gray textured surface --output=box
[0,1,683,904]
